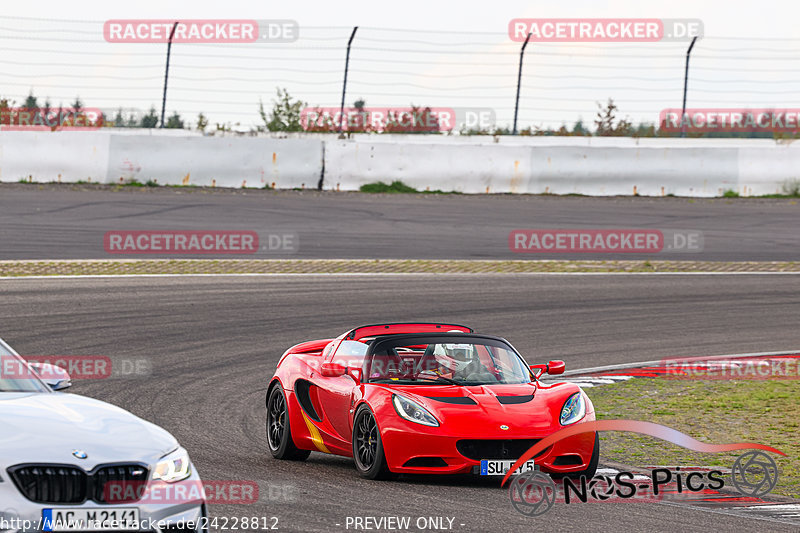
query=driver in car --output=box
[422,343,498,382]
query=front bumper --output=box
[0,469,206,533]
[381,420,597,475]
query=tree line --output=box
[1,90,793,138]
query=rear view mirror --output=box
[29,362,72,390]
[320,362,346,377]
[546,360,566,375]
[529,360,566,378]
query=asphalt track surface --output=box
[2,274,800,532]
[1,184,799,261]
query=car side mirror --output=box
[346,367,362,384]
[546,360,565,375]
[320,362,346,377]
[29,362,72,390]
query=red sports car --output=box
[266,323,598,480]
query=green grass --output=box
[120,179,158,187]
[587,378,800,498]
[718,187,799,198]
[756,180,800,198]
[358,181,461,194]
[359,181,419,193]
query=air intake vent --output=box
[93,464,149,503]
[552,455,583,466]
[8,465,86,504]
[7,463,148,505]
[456,439,546,461]
[496,394,534,405]
[403,457,448,468]
[423,396,477,405]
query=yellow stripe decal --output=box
[301,411,331,454]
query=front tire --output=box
[266,383,310,461]
[352,405,395,480]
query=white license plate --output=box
[42,508,140,531]
[479,459,535,476]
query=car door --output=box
[311,340,367,441]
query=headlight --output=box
[152,447,192,483]
[560,392,586,425]
[392,394,439,427]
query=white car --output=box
[0,338,207,532]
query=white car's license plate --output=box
[42,508,140,531]
[479,459,535,476]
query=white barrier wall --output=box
[323,141,534,193]
[738,146,800,196]
[0,132,323,190]
[0,131,110,184]
[530,146,740,196]
[325,141,753,196]
[107,135,322,189]
[1,131,798,196]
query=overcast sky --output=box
[1,1,797,131]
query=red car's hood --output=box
[381,382,581,438]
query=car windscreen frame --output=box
[364,333,531,384]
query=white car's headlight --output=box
[392,394,439,427]
[152,447,192,483]
[560,392,586,426]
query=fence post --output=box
[160,21,179,128]
[512,32,532,135]
[680,36,698,138]
[338,26,359,136]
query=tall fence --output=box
[1,16,799,134]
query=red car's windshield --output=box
[366,338,532,386]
